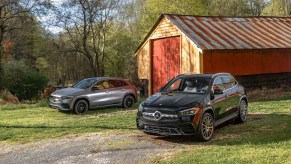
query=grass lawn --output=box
[0,99,290,163]
[150,99,291,164]
[0,102,138,142]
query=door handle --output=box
[121,89,125,91]
[236,90,240,93]
[106,90,109,93]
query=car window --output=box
[108,80,129,88]
[213,77,225,91]
[95,80,114,89]
[163,77,210,94]
[72,78,97,89]
[109,80,121,88]
[165,79,182,92]
[119,80,128,87]
[222,76,236,90]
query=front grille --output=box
[144,125,182,135]
[142,111,179,122]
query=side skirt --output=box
[214,112,238,127]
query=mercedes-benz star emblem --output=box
[154,111,162,120]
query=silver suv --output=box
[49,77,138,114]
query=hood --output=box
[143,92,206,109]
[51,87,85,96]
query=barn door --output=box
[152,36,180,94]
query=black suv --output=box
[136,73,248,141]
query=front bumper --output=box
[136,118,196,136]
[49,96,72,111]
[49,103,71,111]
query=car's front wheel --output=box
[122,95,134,108]
[236,100,248,123]
[73,99,89,114]
[198,113,214,142]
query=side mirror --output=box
[214,88,224,94]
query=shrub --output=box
[2,61,49,100]
[12,69,49,100]
[2,60,28,91]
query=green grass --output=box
[0,99,290,163]
[150,99,291,164]
[0,102,139,142]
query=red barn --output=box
[135,14,291,96]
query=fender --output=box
[193,106,215,131]
[70,96,90,110]
[240,95,248,103]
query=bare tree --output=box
[0,0,49,86]
[248,0,267,16]
[54,0,124,77]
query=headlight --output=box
[138,104,144,112]
[179,107,200,116]
[61,96,73,101]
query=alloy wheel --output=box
[201,114,214,140]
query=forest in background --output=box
[0,0,290,100]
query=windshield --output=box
[72,78,97,89]
[161,77,211,94]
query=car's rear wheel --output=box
[236,100,248,123]
[73,99,89,114]
[198,113,214,142]
[122,95,134,108]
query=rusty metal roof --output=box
[165,14,291,50]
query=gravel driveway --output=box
[0,132,192,164]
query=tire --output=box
[235,100,248,123]
[122,95,134,108]
[73,99,89,114]
[197,113,214,142]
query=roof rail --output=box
[176,72,199,77]
[211,72,230,78]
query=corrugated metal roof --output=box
[165,15,291,50]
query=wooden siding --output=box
[151,17,181,39]
[137,41,150,79]
[181,34,201,73]
[137,17,181,95]
[202,49,291,75]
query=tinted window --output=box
[108,80,129,88]
[109,80,121,88]
[222,76,236,90]
[213,77,225,91]
[119,80,128,87]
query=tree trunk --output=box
[0,28,4,87]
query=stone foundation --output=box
[235,72,291,100]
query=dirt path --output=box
[0,132,192,164]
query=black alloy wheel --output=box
[73,99,89,114]
[123,95,134,108]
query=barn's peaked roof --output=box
[136,14,291,52]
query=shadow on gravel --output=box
[145,113,291,146]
